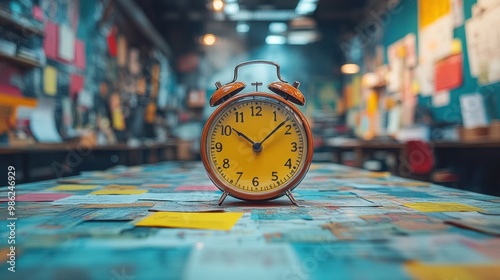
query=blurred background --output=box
[0,0,499,195]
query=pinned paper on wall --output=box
[58,25,75,61]
[43,21,58,59]
[128,48,140,74]
[418,14,453,95]
[106,26,118,57]
[30,99,62,143]
[460,93,488,128]
[419,0,451,28]
[74,39,86,69]
[432,91,450,108]
[117,35,127,66]
[43,66,57,96]
[32,5,44,21]
[465,4,500,84]
[70,74,84,98]
[435,54,463,91]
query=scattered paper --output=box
[404,202,481,212]
[50,185,100,191]
[135,212,243,231]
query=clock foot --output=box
[285,191,300,206]
[218,191,229,206]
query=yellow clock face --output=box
[201,93,312,201]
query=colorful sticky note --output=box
[74,39,86,69]
[175,185,219,191]
[0,193,71,202]
[58,24,75,61]
[135,212,244,231]
[90,189,147,195]
[43,21,58,59]
[43,66,57,96]
[106,26,117,57]
[435,54,463,91]
[32,5,44,21]
[69,74,84,98]
[50,185,100,191]
[104,185,138,190]
[405,261,500,280]
[403,202,481,212]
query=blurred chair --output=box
[403,140,459,186]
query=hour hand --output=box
[232,128,255,145]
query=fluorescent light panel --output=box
[265,35,286,45]
[295,0,318,15]
[236,22,250,33]
[269,22,287,33]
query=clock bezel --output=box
[200,92,314,202]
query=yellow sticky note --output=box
[136,212,244,231]
[90,189,147,195]
[104,185,138,190]
[43,66,57,96]
[404,202,481,212]
[406,261,500,280]
[50,185,100,191]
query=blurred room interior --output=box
[0,0,499,196]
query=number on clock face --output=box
[207,96,307,193]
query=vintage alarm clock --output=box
[200,60,314,206]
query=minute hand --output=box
[260,117,290,145]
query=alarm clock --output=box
[200,60,313,206]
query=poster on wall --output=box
[465,3,500,85]
[418,14,453,96]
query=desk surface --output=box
[326,139,500,149]
[1,162,499,279]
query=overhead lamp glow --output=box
[224,3,239,14]
[269,22,287,33]
[236,23,250,33]
[265,35,286,45]
[295,0,317,15]
[341,64,360,74]
[212,0,225,12]
[288,30,319,45]
[203,34,217,46]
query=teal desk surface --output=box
[1,162,499,280]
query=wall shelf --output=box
[0,8,44,36]
[0,52,40,68]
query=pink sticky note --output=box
[70,74,84,98]
[0,193,72,202]
[43,21,58,59]
[175,185,219,191]
[74,39,86,69]
[33,5,44,21]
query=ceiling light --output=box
[265,35,286,45]
[236,22,250,33]
[341,64,360,74]
[224,3,239,15]
[203,34,217,46]
[269,22,287,33]
[212,0,224,12]
[295,0,317,15]
[287,30,320,45]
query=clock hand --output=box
[232,128,255,145]
[260,117,290,146]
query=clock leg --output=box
[285,191,300,206]
[218,191,230,206]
